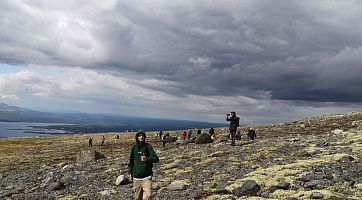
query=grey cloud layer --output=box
[1,0,362,103]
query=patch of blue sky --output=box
[0,63,23,74]
[0,63,62,76]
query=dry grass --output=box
[0,132,160,173]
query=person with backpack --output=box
[128,130,159,200]
[88,138,93,148]
[226,111,240,146]
[101,135,105,146]
[209,128,215,139]
[247,128,257,142]
[162,134,167,147]
[187,129,192,140]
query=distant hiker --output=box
[182,131,187,140]
[128,130,159,200]
[209,128,215,139]
[226,111,240,146]
[247,128,256,142]
[101,135,105,146]
[197,129,201,135]
[88,138,93,148]
[201,128,206,135]
[162,135,167,147]
[116,134,120,140]
[187,129,192,140]
[159,131,163,141]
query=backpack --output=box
[236,117,240,127]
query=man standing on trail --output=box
[226,111,240,146]
[128,130,159,200]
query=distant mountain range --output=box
[0,103,226,133]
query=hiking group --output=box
[85,111,256,199]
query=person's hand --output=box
[141,153,147,162]
[129,174,133,181]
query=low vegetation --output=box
[1,111,361,199]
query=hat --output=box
[136,129,145,134]
[135,129,146,143]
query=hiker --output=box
[209,128,215,139]
[159,131,163,141]
[101,135,105,146]
[247,128,257,142]
[162,134,167,147]
[88,138,93,148]
[117,134,120,140]
[182,131,187,140]
[226,111,240,146]
[197,129,201,135]
[128,130,159,200]
[187,129,192,140]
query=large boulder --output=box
[195,134,214,144]
[165,136,177,143]
[76,149,106,163]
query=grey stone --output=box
[165,136,177,143]
[260,191,271,198]
[152,182,160,190]
[115,174,130,186]
[168,181,188,191]
[195,134,214,144]
[304,180,324,189]
[310,191,324,199]
[213,189,229,194]
[49,181,64,191]
[76,149,106,163]
[233,180,261,197]
[99,189,111,196]
[277,182,290,190]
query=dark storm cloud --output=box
[1,0,362,103]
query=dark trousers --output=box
[230,129,236,145]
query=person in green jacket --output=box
[128,130,159,200]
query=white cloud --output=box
[1,0,362,123]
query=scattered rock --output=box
[152,182,160,190]
[304,180,324,189]
[99,189,111,196]
[76,149,106,163]
[233,180,261,197]
[165,136,177,143]
[49,181,64,191]
[115,174,129,186]
[195,134,214,144]
[168,180,189,191]
[332,129,343,134]
[286,137,301,142]
[310,191,324,199]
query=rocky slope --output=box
[0,111,361,199]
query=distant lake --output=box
[0,122,73,138]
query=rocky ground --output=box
[0,111,362,199]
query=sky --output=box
[0,0,362,124]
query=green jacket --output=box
[128,143,159,178]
